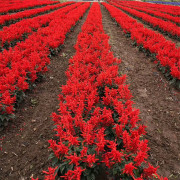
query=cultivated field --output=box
[0,0,179,179]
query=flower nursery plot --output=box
[0,1,179,180]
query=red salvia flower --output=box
[123,162,137,176]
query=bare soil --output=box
[0,8,90,180]
[101,5,180,180]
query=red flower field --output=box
[0,0,179,180]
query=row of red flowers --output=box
[102,3,180,83]
[0,0,53,10]
[33,3,168,180]
[108,0,180,39]
[0,2,90,128]
[113,0,180,25]
[115,0,180,17]
[0,2,75,49]
[0,2,71,26]
[0,0,58,14]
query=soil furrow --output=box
[0,6,90,180]
[101,4,180,179]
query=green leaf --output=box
[52,157,59,166]
[169,78,176,85]
[67,164,73,171]
[113,168,117,175]
[48,153,55,160]
[90,173,95,180]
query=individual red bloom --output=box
[130,135,140,153]
[95,128,107,154]
[101,107,114,126]
[66,134,80,147]
[113,124,123,137]
[114,74,126,85]
[122,130,131,151]
[81,123,95,145]
[51,112,61,124]
[5,105,14,114]
[138,139,150,153]
[118,114,128,125]
[48,140,69,158]
[137,125,147,136]
[61,166,85,180]
[42,167,57,180]
[66,153,81,166]
[102,96,111,106]
[134,150,148,166]
[80,146,88,157]
[123,162,137,176]
[113,100,124,116]
[83,154,99,167]
[143,163,159,178]
[16,76,29,91]
[110,149,123,163]
[102,153,111,168]
[2,92,16,105]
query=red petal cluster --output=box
[0,2,90,125]
[0,0,58,14]
[44,3,167,180]
[103,2,180,80]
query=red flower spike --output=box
[83,154,99,167]
[66,153,81,166]
[123,162,137,176]
[143,163,159,178]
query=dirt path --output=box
[101,5,180,179]
[0,7,90,180]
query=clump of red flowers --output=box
[36,3,168,180]
[0,2,90,128]
[103,2,180,86]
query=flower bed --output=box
[0,2,90,129]
[102,2,180,89]
[115,2,180,25]
[114,0,180,16]
[0,2,73,27]
[107,1,180,40]
[0,0,59,15]
[0,2,77,51]
[36,3,168,180]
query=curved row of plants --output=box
[34,3,168,180]
[108,0,180,40]
[0,2,73,27]
[116,0,180,17]
[115,1,180,25]
[102,2,180,90]
[0,0,58,15]
[0,2,78,51]
[0,2,90,129]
